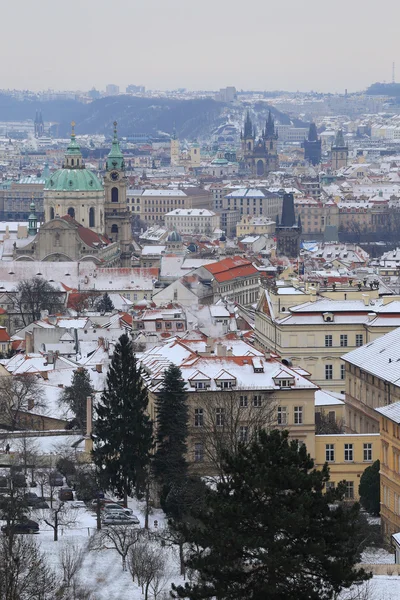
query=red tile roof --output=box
[203,256,258,283]
[0,328,10,342]
[61,215,111,248]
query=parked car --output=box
[103,503,133,515]
[24,492,39,506]
[89,498,114,510]
[32,500,49,509]
[71,500,86,509]
[102,513,139,526]
[1,519,39,534]
[58,487,73,501]
[49,471,64,486]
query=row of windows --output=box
[193,405,304,427]
[325,334,363,348]
[325,443,372,463]
[325,364,346,380]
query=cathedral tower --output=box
[170,126,180,166]
[303,123,322,166]
[103,122,131,266]
[331,129,348,171]
[241,110,278,176]
[276,193,301,258]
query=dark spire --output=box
[297,214,302,229]
[253,124,257,139]
[333,129,346,148]
[243,111,253,139]
[308,123,318,142]
[280,193,296,227]
[265,110,275,138]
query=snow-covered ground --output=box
[3,489,400,599]
[2,492,184,600]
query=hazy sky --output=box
[2,0,399,93]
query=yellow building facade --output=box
[375,405,400,541]
[236,216,276,238]
[315,433,379,501]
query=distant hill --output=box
[0,94,294,140]
[366,82,400,97]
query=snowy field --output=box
[2,494,184,600]
[3,489,400,599]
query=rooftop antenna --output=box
[393,61,396,84]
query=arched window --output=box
[50,207,55,220]
[247,142,251,151]
[89,207,95,227]
[111,224,119,234]
[111,187,119,203]
[71,159,74,166]
[256,160,264,176]
[68,207,75,219]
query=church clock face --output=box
[110,171,119,181]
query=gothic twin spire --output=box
[243,110,275,140]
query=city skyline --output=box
[1,0,398,93]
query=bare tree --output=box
[58,540,86,588]
[0,374,45,430]
[128,537,167,600]
[0,534,59,600]
[37,502,77,542]
[90,526,141,571]
[194,388,277,480]
[315,409,345,435]
[10,277,65,327]
[14,435,41,483]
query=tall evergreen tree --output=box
[172,430,370,600]
[60,367,94,430]
[92,333,153,505]
[359,459,380,516]
[96,292,114,313]
[153,364,188,508]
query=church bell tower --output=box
[104,122,131,266]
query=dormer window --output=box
[323,312,334,323]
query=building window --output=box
[345,481,354,499]
[216,408,224,427]
[111,187,119,203]
[363,443,372,462]
[340,364,345,380]
[340,335,348,347]
[277,406,287,425]
[294,406,303,425]
[326,481,335,492]
[253,395,262,407]
[325,365,333,380]
[356,334,364,347]
[325,444,335,462]
[89,207,95,227]
[344,443,353,461]
[68,207,75,219]
[50,207,55,220]
[194,443,204,462]
[239,426,248,442]
[239,395,248,407]
[325,335,332,347]
[194,408,204,427]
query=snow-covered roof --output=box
[315,389,345,407]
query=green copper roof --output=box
[65,122,82,156]
[106,121,124,171]
[45,168,103,192]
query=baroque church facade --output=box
[241,111,279,177]
[14,123,132,267]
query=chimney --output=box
[47,351,54,364]
[227,347,233,356]
[41,371,48,380]
[216,343,227,357]
[368,312,376,322]
[96,364,102,373]
[98,337,105,347]
[362,294,370,306]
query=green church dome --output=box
[45,122,103,192]
[45,168,103,192]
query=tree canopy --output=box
[172,429,370,600]
[59,367,94,430]
[11,277,64,326]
